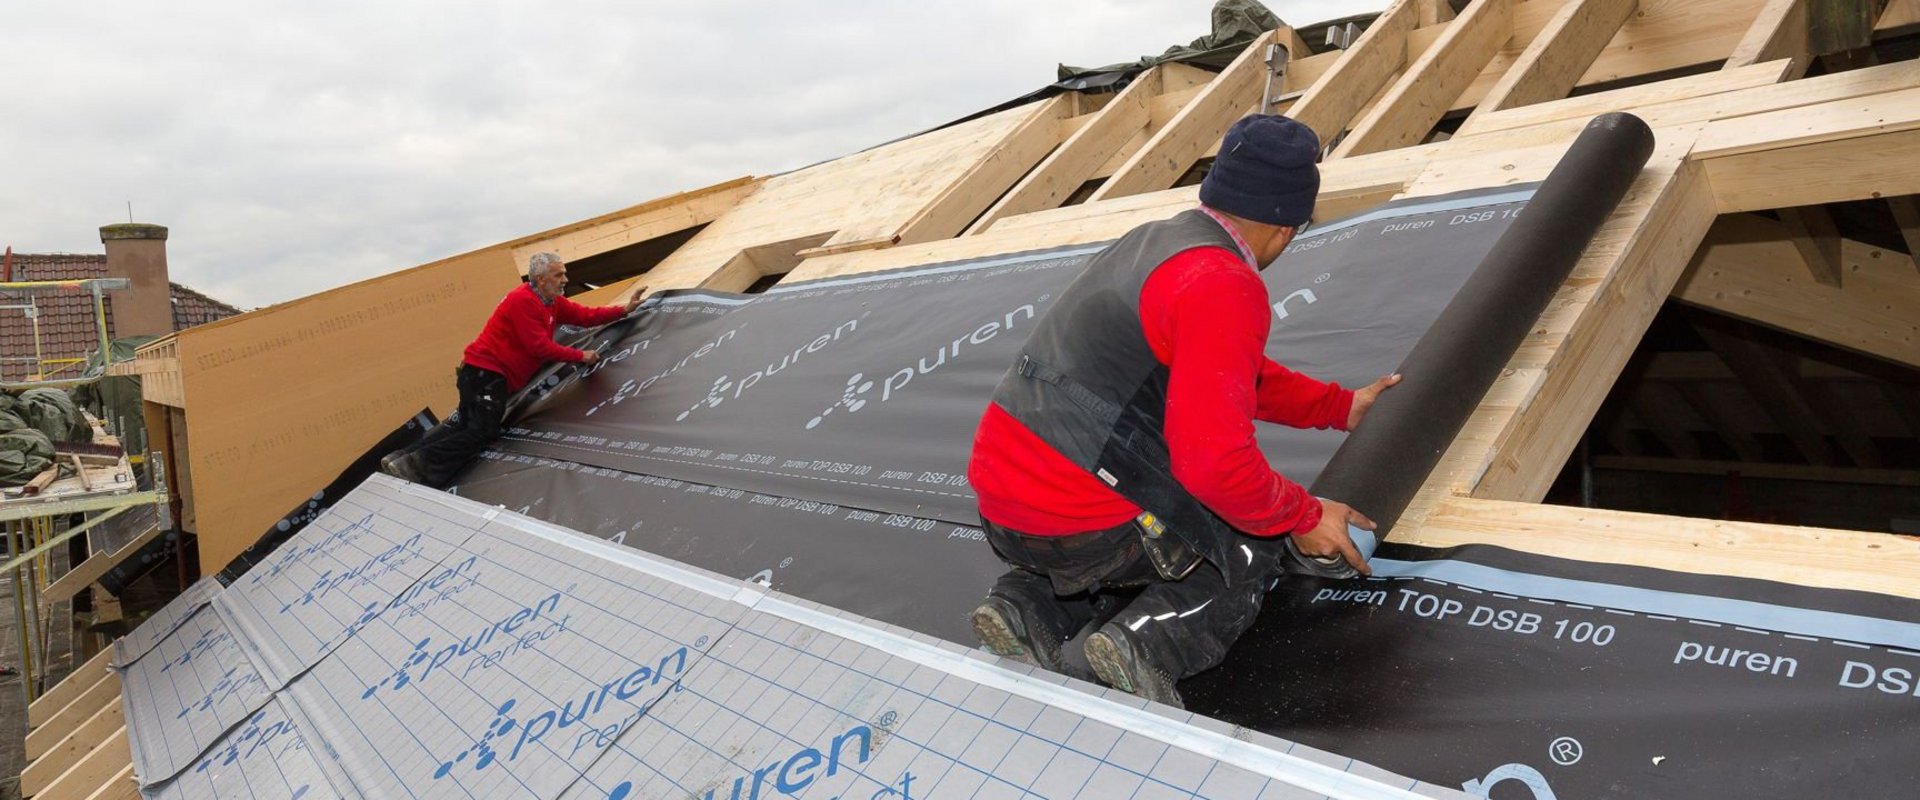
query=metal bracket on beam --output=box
[1260,42,1293,115]
[1325,22,1363,50]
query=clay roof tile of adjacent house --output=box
[0,252,243,381]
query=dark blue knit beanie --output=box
[1199,114,1320,227]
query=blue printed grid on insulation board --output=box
[215,478,486,689]
[115,476,1452,799]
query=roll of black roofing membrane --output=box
[1309,112,1656,533]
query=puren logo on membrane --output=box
[808,301,1037,429]
[361,591,566,700]
[678,318,858,423]
[601,722,877,800]
[433,644,690,779]
[276,532,425,614]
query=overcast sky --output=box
[4,1,1379,309]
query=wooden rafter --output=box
[1334,0,1516,157]
[1888,194,1920,262]
[1285,0,1420,145]
[1727,0,1812,76]
[1086,29,1287,202]
[1777,205,1845,287]
[1462,0,1638,130]
[966,64,1212,234]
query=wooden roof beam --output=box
[1674,214,1920,369]
[1693,317,1838,465]
[1888,194,1920,263]
[1777,205,1845,287]
[1285,0,1421,147]
[1695,84,1920,212]
[965,64,1211,235]
[1460,0,1638,133]
[1334,0,1516,158]
[1389,130,1716,525]
[1413,495,1920,598]
[1727,0,1813,77]
[1085,29,1294,202]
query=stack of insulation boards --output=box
[30,474,1454,799]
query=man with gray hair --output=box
[382,252,644,488]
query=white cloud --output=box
[1,0,1381,308]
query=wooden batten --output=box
[26,673,121,760]
[26,648,114,730]
[33,727,128,800]
[21,699,124,797]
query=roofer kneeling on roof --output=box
[966,115,1400,708]
[381,252,645,489]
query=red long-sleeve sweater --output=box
[969,245,1353,538]
[463,283,626,391]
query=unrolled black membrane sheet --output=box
[478,186,1535,525]
[450,186,1920,797]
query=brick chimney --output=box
[99,223,174,338]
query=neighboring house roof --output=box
[0,253,243,382]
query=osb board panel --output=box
[615,103,1058,295]
[176,246,521,573]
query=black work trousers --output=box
[984,517,1290,680]
[404,365,509,489]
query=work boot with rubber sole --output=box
[971,595,1064,673]
[379,451,424,484]
[1085,622,1183,708]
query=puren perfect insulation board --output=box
[113,474,1456,799]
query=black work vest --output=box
[989,209,1250,567]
